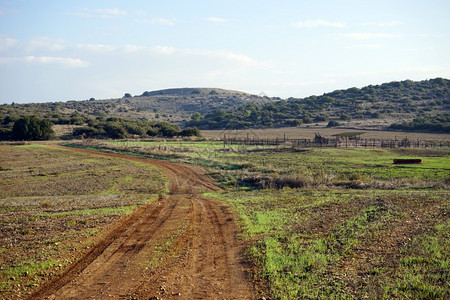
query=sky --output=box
[0,0,449,104]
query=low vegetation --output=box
[0,144,167,298]
[79,140,450,190]
[0,114,201,140]
[209,189,448,299]
[71,139,449,299]
[389,113,450,132]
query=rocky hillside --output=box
[0,88,270,124]
[187,78,449,132]
[0,79,449,137]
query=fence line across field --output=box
[222,136,450,149]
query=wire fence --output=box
[222,136,450,149]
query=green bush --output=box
[11,116,54,141]
[180,127,202,137]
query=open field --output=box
[81,139,449,298]
[1,140,449,299]
[1,144,255,299]
[0,144,167,298]
[98,139,450,189]
[201,127,450,141]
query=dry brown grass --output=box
[201,127,450,141]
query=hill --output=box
[0,88,269,124]
[126,88,270,121]
[0,79,449,140]
[187,78,449,132]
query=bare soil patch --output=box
[29,146,255,299]
[0,145,166,299]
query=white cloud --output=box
[94,8,127,16]
[205,17,228,23]
[339,33,402,40]
[0,9,4,16]
[122,44,145,53]
[60,41,270,72]
[361,21,403,27]
[0,56,89,68]
[292,19,345,28]
[140,18,175,26]
[27,37,65,51]
[135,10,146,16]
[344,44,382,49]
[174,48,269,68]
[76,43,118,52]
[77,42,269,68]
[67,12,91,18]
[214,50,268,67]
[68,8,127,19]
[152,45,177,54]
[77,43,170,54]
[23,56,89,68]
[0,36,18,51]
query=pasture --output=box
[1,139,449,299]
[77,139,449,299]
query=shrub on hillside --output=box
[11,116,54,141]
[180,127,202,137]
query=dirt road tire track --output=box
[29,145,255,299]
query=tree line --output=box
[0,115,201,141]
[389,113,450,133]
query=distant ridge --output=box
[141,88,250,97]
[0,78,448,135]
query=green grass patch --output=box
[208,189,449,299]
[98,141,449,187]
[1,259,62,292]
[37,205,139,218]
[384,219,450,299]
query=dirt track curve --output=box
[30,146,255,299]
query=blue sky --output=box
[0,0,449,103]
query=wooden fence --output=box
[222,136,450,149]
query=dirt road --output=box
[30,146,255,299]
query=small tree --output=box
[191,112,201,121]
[326,120,340,128]
[104,123,128,139]
[158,122,180,137]
[12,116,54,140]
[180,127,201,137]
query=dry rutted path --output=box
[30,146,254,299]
